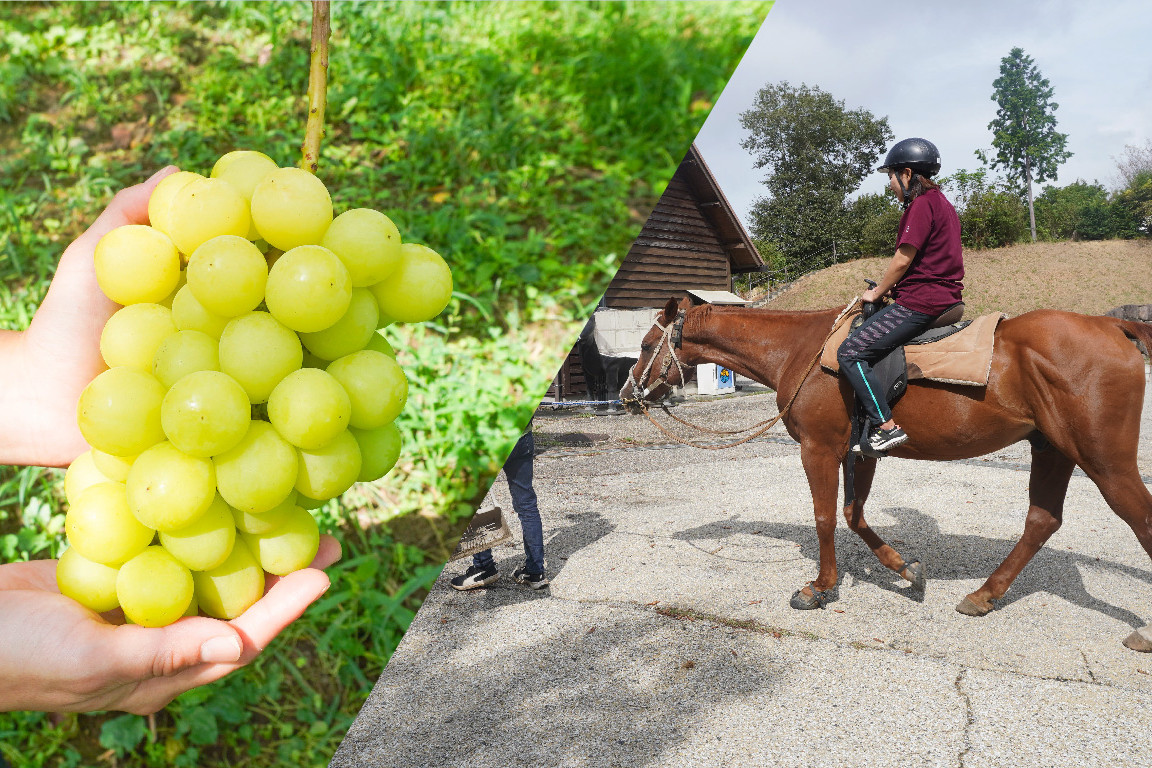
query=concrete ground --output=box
[331,375,1152,768]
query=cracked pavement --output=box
[332,376,1152,768]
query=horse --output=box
[620,295,1152,652]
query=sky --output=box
[694,0,1152,228]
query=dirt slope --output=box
[765,239,1152,317]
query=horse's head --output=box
[619,297,691,414]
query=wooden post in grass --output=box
[300,0,331,173]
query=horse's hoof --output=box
[1123,626,1152,652]
[790,583,837,610]
[901,559,926,591]
[955,595,994,617]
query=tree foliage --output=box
[981,47,1072,241]
[849,192,902,257]
[739,82,892,276]
[942,169,1028,250]
[1034,180,1113,241]
[1112,170,1152,237]
[1114,138,1152,189]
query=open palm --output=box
[0,536,340,713]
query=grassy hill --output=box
[765,239,1152,317]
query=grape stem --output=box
[300,0,331,174]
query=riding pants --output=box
[837,302,936,425]
[472,431,546,574]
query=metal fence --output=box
[735,240,862,305]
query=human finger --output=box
[100,616,244,688]
[261,534,342,593]
[230,567,332,659]
[70,166,178,251]
[115,543,340,710]
[0,560,61,592]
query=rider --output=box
[837,137,964,453]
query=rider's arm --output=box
[872,243,917,299]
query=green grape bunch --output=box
[57,151,450,627]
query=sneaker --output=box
[859,425,908,453]
[450,563,499,590]
[511,565,550,590]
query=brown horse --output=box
[620,296,1152,651]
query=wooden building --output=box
[547,143,765,402]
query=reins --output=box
[623,300,861,450]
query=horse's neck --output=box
[679,307,837,393]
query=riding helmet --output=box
[877,138,941,178]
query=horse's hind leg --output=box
[842,456,925,589]
[1082,469,1152,651]
[957,446,1075,616]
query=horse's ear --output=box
[662,297,679,322]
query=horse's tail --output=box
[1118,319,1152,357]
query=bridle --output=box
[619,299,862,451]
[620,309,686,407]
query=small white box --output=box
[696,363,736,395]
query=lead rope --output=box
[634,299,862,451]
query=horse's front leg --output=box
[843,456,926,590]
[791,444,842,609]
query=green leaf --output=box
[98,714,147,755]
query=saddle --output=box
[820,300,1005,389]
[820,299,1006,463]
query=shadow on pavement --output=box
[671,505,1152,629]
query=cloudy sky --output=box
[695,0,1152,227]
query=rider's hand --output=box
[0,536,340,714]
[862,287,882,303]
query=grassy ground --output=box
[0,2,772,765]
[765,239,1152,317]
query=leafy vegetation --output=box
[0,2,770,765]
[739,81,891,277]
[978,46,1073,241]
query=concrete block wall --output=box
[591,308,662,358]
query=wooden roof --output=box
[678,143,763,273]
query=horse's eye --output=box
[641,344,653,353]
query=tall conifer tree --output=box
[982,48,1072,241]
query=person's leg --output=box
[472,548,495,570]
[449,547,498,590]
[837,302,935,441]
[504,431,546,575]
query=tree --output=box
[1033,181,1113,241]
[981,47,1072,242]
[846,192,901,257]
[739,82,892,277]
[1114,138,1152,189]
[1112,170,1152,237]
[943,169,1028,250]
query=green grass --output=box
[0,2,771,765]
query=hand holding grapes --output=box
[0,536,339,713]
[0,169,357,712]
[0,167,175,468]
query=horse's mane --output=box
[695,303,847,318]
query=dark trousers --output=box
[473,432,545,574]
[837,302,935,424]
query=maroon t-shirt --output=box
[890,188,964,315]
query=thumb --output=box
[105,617,244,683]
[74,165,179,249]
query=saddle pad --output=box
[820,302,1007,386]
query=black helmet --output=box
[878,137,941,178]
